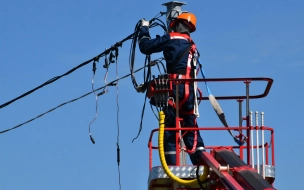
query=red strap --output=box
[166,52,194,114]
[169,32,192,42]
[180,118,198,154]
[169,32,196,54]
[184,131,197,154]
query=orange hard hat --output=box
[169,12,197,32]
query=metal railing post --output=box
[250,111,254,168]
[245,80,251,165]
[255,111,259,173]
[175,83,180,166]
[261,112,265,178]
[237,99,244,150]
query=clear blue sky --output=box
[1,1,303,189]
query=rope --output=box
[197,58,247,146]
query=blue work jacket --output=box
[138,26,194,74]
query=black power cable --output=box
[0,62,160,135]
[132,89,148,143]
[0,14,168,141]
[129,18,167,92]
[196,164,207,190]
[88,60,98,144]
[129,18,167,142]
[0,8,169,115]
[0,34,134,110]
[129,20,141,90]
[114,49,122,190]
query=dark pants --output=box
[164,83,205,165]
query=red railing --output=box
[147,126,275,171]
[148,77,274,167]
[168,77,273,100]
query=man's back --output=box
[138,27,192,73]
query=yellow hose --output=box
[158,111,209,186]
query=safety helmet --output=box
[169,12,197,32]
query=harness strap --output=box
[181,131,198,154]
[148,33,199,115]
[168,33,200,154]
[179,119,199,154]
[166,36,195,114]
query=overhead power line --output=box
[0,33,134,110]
[0,15,168,135]
[0,16,167,111]
[0,62,158,135]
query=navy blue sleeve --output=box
[138,26,171,55]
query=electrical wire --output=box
[128,17,167,142]
[0,58,93,110]
[150,100,159,120]
[115,52,120,146]
[114,48,122,190]
[131,57,168,142]
[154,58,166,73]
[0,13,168,138]
[131,54,154,142]
[117,162,121,190]
[132,89,148,143]
[102,48,110,94]
[129,20,141,89]
[143,55,152,88]
[88,60,98,144]
[88,51,112,144]
[129,18,167,91]
[0,33,135,111]
[0,86,105,134]
[196,164,206,190]
[0,62,158,135]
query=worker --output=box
[138,13,205,165]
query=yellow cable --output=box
[158,111,209,186]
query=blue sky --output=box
[0,1,303,189]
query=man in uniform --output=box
[138,13,205,165]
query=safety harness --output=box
[167,32,199,115]
[169,32,201,154]
[147,32,202,155]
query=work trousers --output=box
[164,83,205,165]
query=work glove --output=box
[141,18,150,28]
